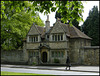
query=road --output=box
[1,67,99,75]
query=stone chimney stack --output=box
[45,15,50,33]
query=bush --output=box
[54,58,60,63]
[32,62,36,65]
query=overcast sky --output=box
[39,1,99,26]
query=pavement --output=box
[1,64,99,73]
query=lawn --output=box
[1,71,54,75]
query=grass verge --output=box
[1,71,54,75]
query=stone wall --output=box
[1,42,99,66]
[69,38,82,64]
[69,38,91,65]
[79,46,99,66]
[26,42,40,49]
[49,41,68,49]
[1,50,27,64]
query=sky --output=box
[39,1,99,26]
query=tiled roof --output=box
[61,23,70,37]
[30,22,92,40]
[60,22,91,39]
[68,25,92,39]
[36,26,44,35]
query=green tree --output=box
[55,1,81,29]
[1,1,44,50]
[1,1,84,25]
[1,11,44,50]
[82,6,99,46]
[72,19,80,30]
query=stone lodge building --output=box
[23,15,94,65]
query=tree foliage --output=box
[55,1,82,29]
[82,6,99,46]
[1,1,84,25]
[72,19,80,30]
[1,1,44,50]
[1,12,44,50]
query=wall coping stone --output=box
[81,46,99,49]
[1,50,23,51]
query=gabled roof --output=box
[49,21,92,40]
[27,21,92,40]
[58,22,91,39]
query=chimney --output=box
[45,15,50,33]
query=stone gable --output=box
[27,24,40,35]
[50,21,65,34]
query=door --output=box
[42,52,47,63]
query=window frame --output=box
[29,36,33,42]
[52,33,63,41]
[29,35,38,42]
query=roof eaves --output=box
[72,26,92,40]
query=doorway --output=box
[42,52,47,63]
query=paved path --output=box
[1,64,99,73]
[1,67,99,75]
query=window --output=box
[33,52,36,57]
[33,51,38,57]
[29,51,33,57]
[55,51,58,57]
[33,37,35,42]
[58,51,60,57]
[55,35,57,41]
[52,34,63,41]
[58,35,60,41]
[29,37,32,42]
[61,51,64,57]
[51,51,64,58]
[52,51,54,57]
[36,52,39,56]
[61,34,63,40]
[36,36,38,41]
[52,35,54,41]
[47,35,49,38]
[46,35,49,40]
[29,36,38,42]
